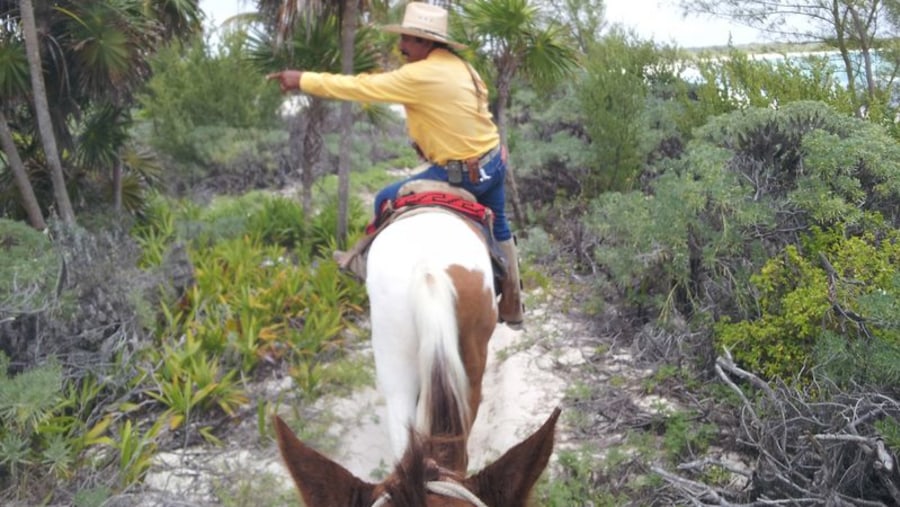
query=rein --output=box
[371,480,489,507]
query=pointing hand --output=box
[266,70,303,93]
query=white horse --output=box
[365,207,497,473]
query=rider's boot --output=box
[498,237,524,329]
[333,249,367,281]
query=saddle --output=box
[335,180,508,287]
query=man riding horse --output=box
[267,2,524,327]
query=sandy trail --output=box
[326,320,569,479]
[140,306,583,505]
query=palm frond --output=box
[0,35,29,101]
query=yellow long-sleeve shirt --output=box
[299,48,499,165]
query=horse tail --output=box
[410,261,470,438]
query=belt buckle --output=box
[446,161,464,185]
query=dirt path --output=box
[326,315,581,479]
[137,293,595,505]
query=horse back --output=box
[366,211,496,472]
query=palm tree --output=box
[247,12,378,215]
[256,0,374,245]
[457,0,579,227]
[336,0,358,245]
[75,104,163,213]
[0,28,45,229]
[1,0,201,224]
[0,110,46,229]
[57,0,200,212]
[20,0,75,223]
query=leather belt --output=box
[444,146,500,185]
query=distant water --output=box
[751,50,889,89]
[681,49,890,91]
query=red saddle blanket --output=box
[338,191,505,286]
[366,191,492,235]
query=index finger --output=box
[265,72,281,81]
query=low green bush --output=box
[716,226,900,386]
[0,353,115,502]
[0,218,59,316]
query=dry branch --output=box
[654,354,900,506]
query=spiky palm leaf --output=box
[55,1,160,104]
[0,34,29,102]
[142,0,202,40]
[455,0,580,227]
[246,12,378,74]
[458,0,579,90]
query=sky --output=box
[199,0,768,49]
[604,1,767,48]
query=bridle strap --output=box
[426,481,489,507]
[371,480,489,507]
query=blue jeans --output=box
[374,149,512,241]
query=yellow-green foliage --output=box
[716,226,900,383]
[161,234,363,373]
[145,331,247,434]
[132,192,369,477]
[716,245,830,379]
[132,192,177,267]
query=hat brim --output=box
[382,24,467,50]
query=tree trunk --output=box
[0,110,46,230]
[112,160,123,212]
[336,0,358,246]
[846,5,878,99]
[20,0,75,223]
[300,99,326,216]
[495,79,525,231]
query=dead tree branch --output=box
[654,355,900,506]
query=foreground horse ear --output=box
[272,415,376,507]
[466,407,561,506]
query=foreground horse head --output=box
[366,206,498,472]
[273,407,560,507]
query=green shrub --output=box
[589,100,900,334]
[138,31,282,164]
[691,49,853,116]
[716,227,900,385]
[0,354,112,501]
[660,411,716,463]
[536,446,625,506]
[246,196,309,251]
[0,218,59,316]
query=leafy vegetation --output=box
[0,190,369,504]
[3,0,900,504]
[718,227,900,387]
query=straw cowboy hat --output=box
[382,2,466,50]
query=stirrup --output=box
[333,249,366,281]
[333,250,350,266]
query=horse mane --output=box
[383,431,466,507]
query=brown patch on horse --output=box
[441,264,496,471]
